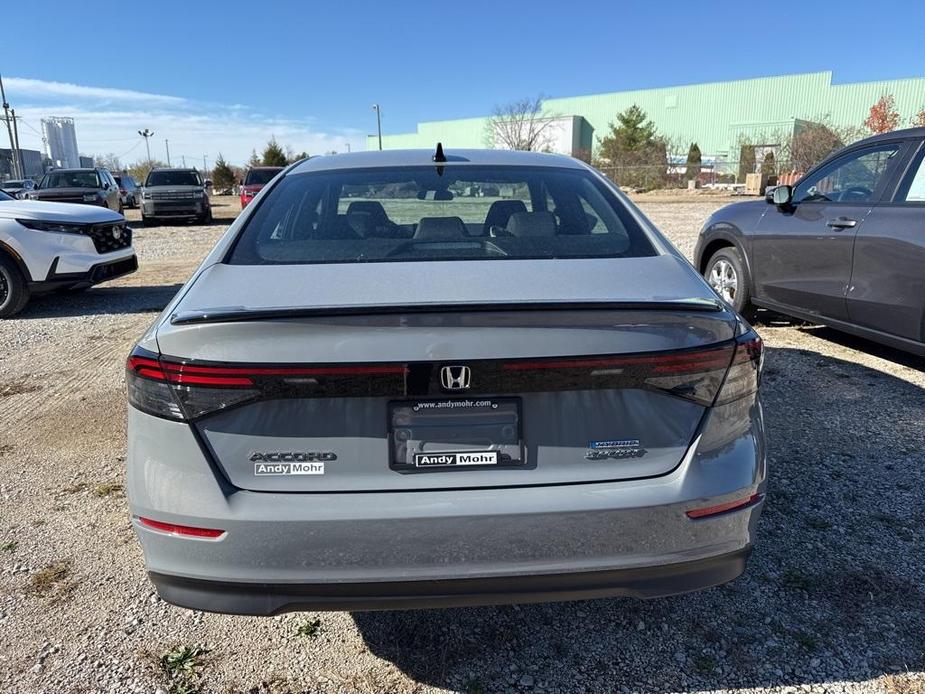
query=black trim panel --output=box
[148,546,751,614]
[30,254,138,293]
[752,297,925,357]
[171,300,724,325]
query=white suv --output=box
[0,189,138,317]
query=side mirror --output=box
[772,184,793,209]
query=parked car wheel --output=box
[705,246,754,318]
[142,215,156,228]
[0,254,30,318]
[197,209,213,225]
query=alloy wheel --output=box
[709,258,737,304]
[0,269,8,307]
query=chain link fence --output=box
[595,160,805,192]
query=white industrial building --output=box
[42,117,80,168]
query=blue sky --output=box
[3,0,923,164]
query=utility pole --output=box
[345,142,351,152]
[0,73,21,179]
[11,109,25,178]
[181,155,185,167]
[138,128,154,163]
[202,154,208,178]
[372,104,382,151]
[165,139,171,166]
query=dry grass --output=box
[27,559,80,602]
[883,673,925,694]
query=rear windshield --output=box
[228,166,656,265]
[145,170,202,187]
[244,168,283,186]
[41,171,100,189]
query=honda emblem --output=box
[440,365,472,391]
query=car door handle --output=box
[826,217,858,229]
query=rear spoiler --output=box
[170,299,725,325]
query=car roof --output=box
[248,166,285,170]
[149,167,199,172]
[48,168,98,173]
[288,148,586,175]
[850,126,925,147]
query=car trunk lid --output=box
[152,258,736,492]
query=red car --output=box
[240,166,285,208]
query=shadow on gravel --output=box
[353,346,925,693]
[16,284,183,319]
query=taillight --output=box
[503,343,736,406]
[500,330,762,406]
[715,331,762,405]
[127,349,262,421]
[126,347,408,421]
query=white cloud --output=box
[6,77,186,105]
[5,77,365,165]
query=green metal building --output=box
[367,71,925,158]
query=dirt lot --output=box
[0,196,923,694]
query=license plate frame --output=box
[388,397,525,472]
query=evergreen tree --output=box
[247,149,261,167]
[261,138,288,167]
[760,151,776,177]
[738,144,756,183]
[212,153,236,191]
[685,143,702,181]
[596,105,667,189]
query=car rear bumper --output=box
[127,397,766,613]
[148,546,752,614]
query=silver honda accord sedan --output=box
[126,147,766,615]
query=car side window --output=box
[792,145,900,204]
[895,147,925,203]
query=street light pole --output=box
[138,129,154,163]
[0,73,21,179]
[372,104,382,151]
[165,139,171,166]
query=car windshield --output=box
[228,165,656,266]
[41,171,100,189]
[1,180,25,189]
[146,170,202,187]
[244,168,283,186]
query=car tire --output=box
[198,209,213,225]
[0,254,30,319]
[705,246,755,320]
[142,215,156,227]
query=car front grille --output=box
[83,223,132,254]
[148,191,197,200]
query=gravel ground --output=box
[0,196,922,694]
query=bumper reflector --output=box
[685,493,762,519]
[137,517,226,539]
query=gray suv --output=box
[30,168,122,212]
[140,168,212,226]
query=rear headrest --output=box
[506,211,557,237]
[414,216,468,240]
[346,200,389,226]
[484,199,527,233]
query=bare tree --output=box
[486,96,559,151]
[778,117,863,173]
[93,153,122,172]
